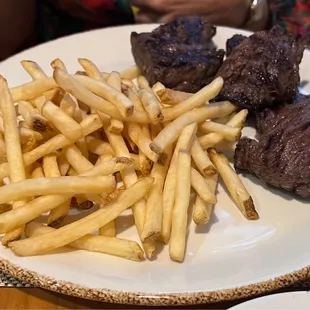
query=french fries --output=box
[26,221,143,261]
[9,177,153,256]
[0,58,257,263]
[208,149,259,220]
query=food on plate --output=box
[225,34,247,57]
[235,94,310,198]
[217,25,305,110]
[131,16,225,93]
[0,51,257,262]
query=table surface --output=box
[0,287,307,309]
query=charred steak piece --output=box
[131,17,225,93]
[217,25,305,110]
[234,95,310,198]
[226,34,247,57]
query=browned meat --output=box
[226,34,247,56]
[131,17,225,93]
[217,26,305,110]
[234,95,310,198]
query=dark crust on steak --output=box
[234,95,310,198]
[217,25,305,110]
[226,34,247,57]
[131,17,225,93]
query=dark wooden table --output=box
[0,287,308,309]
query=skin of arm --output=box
[0,0,36,60]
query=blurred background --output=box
[0,0,308,60]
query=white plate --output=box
[0,25,309,306]
[229,292,310,309]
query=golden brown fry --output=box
[226,109,248,128]
[169,149,191,262]
[120,65,141,80]
[105,129,156,258]
[0,114,102,180]
[47,199,71,226]
[59,93,77,117]
[208,148,259,220]
[9,177,153,256]
[190,168,217,204]
[99,221,116,237]
[151,82,165,96]
[57,153,70,176]
[21,60,47,80]
[161,123,197,244]
[150,101,236,154]
[41,100,83,140]
[157,89,192,106]
[0,132,6,164]
[0,76,27,244]
[10,77,57,102]
[0,175,115,205]
[199,121,241,142]
[137,76,151,90]
[162,77,224,120]
[43,154,60,178]
[86,136,114,156]
[127,122,159,163]
[142,145,172,242]
[26,221,143,261]
[138,89,164,123]
[107,71,122,91]
[193,174,218,225]
[54,68,122,119]
[191,138,216,176]
[51,58,67,72]
[31,162,44,178]
[64,145,93,174]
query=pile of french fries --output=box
[0,58,259,263]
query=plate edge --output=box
[0,257,309,306]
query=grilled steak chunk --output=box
[217,26,305,110]
[226,34,247,56]
[234,95,310,198]
[131,17,225,93]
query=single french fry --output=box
[40,100,83,140]
[161,123,197,244]
[142,145,172,242]
[0,76,27,244]
[59,93,77,117]
[99,221,116,237]
[214,112,237,125]
[0,175,115,205]
[57,153,70,176]
[0,132,6,164]
[152,82,165,95]
[31,162,45,178]
[169,149,191,262]
[26,221,143,261]
[162,77,224,120]
[199,121,241,142]
[43,154,70,225]
[226,109,248,128]
[150,101,236,154]
[86,136,114,156]
[0,114,102,180]
[21,60,47,80]
[193,174,218,225]
[108,119,124,134]
[64,145,94,174]
[138,89,164,123]
[51,58,67,72]
[190,168,217,204]
[9,177,153,256]
[10,77,57,102]
[107,71,122,91]
[157,89,192,106]
[105,129,155,258]
[208,148,259,220]
[120,65,141,80]
[191,138,216,176]
[127,123,159,163]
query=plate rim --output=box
[0,24,309,306]
[1,258,309,305]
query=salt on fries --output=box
[0,58,258,262]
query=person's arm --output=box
[0,0,36,60]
